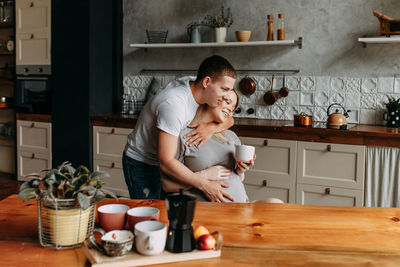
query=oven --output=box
[15,75,51,114]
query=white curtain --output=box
[365,146,400,207]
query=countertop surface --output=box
[2,195,400,266]
[91,114,400,148]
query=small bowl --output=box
[235,30,251,42]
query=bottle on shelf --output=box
[267,14,274,41]
[277,13,286,40]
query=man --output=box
[123,55,236,201]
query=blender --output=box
[165,189,196,253]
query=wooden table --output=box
[2,195,400,266]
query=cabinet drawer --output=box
[17,150,51,181]
[17,120,51,154]
[297,183,363,207]
[16,0,51,34]
[0,145,15,174]
[93,159,129,197]
[297,142,365,190]
[93,126,133,161]
[16,32,51,65]
[244,176,293,203]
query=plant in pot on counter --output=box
[203,6,233,43]
[18,161,117,248]
[383,96,400,127]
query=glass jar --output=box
[0,1,14,23]
[277,13,285,40]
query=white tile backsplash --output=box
[123,74,399,125]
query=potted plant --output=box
[383,96,400,127]
[18,161,117,248]
[204,6,233,43]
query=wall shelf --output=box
[358,36,400,47]
[130,37,303,50]
[0,51,13,55]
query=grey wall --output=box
[123,0,400,77]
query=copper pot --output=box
[238,76,256,96]
[263,75,278,105]
[294,113,313,127]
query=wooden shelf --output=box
[130,37,303,49]
[0,51,13,55]
[0,22,13,29]
[0,79,13,85]
[358,36,400,47]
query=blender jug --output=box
[165,189,196,253]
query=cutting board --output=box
[82,241,221,267]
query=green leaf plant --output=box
[384,96,400,111]
[18,161,117,210]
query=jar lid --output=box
[267,14,273,19]
[278,13,284,18]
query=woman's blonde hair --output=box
[190,89,239,143]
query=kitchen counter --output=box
[91,114,400,148]
[2,194,400,266]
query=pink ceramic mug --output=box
[127,207,160,232]
[97,204,130,232]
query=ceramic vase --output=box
[215,27,227,43]
[188,25,201,43]
[383,109,400,128]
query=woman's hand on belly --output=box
[197,165,232,181]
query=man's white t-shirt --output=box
[125,76,199,166]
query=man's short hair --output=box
[195,55,237,83]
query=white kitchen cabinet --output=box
[16,0,51,66]
[93,126,133,197]
[17,120,51,181]
[0,144,15,174]
[239,137,297,203]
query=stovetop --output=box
[284,122,356,130]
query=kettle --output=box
[327,103,350,129]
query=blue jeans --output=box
[122,153,162,199]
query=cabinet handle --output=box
[30,34,34,39]
[264,140,268,146]
[30,2,34,7]
[31,153,35,159]
[325,188,331,195]
[262,180,268,187]
[30,122,35,128]
[111,162,115,168]
[111,128,115,134]
[327,145,331,151]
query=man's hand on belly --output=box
[198,180,234,202]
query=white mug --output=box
[134,220,167,256]
[235,145,255,163]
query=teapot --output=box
[327,103,350,129]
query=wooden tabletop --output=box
[2,195,400,266]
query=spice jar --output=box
[277,13,285,40]
[267,14,274,41]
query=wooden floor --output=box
[0,173,20,201]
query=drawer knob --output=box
[111,128,115,134]
[327,145,331,151]
[264,140,268,146]
[30,34,34,39]
[262,180,268,187]
[31,153,35,159]
[30,122,35,128]
[111,162,115,168]
[30,2,34,7]
[325,188,331,195]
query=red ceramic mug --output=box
[97,204,130,232]
[127,207,160,232]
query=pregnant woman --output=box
[162,89,282,203]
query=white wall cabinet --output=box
[239,137,365,207]
[16,0,51,66]
[93,126,133,197]
[17,120,51,181]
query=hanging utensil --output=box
[238,76,256,96]
[279,75,289,97]
[263,75,278,105]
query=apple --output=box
[197,234,215,250]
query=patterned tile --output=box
[360,109,376,124]
[298,106,314,116]
[142,76,153,89]
[131,75,143,88]
[377,77,394,93]
[273,76,284,90]
[301,76,315,91]
[160,75,176,87]
[286,76,301,91]
[345,93,361,108]
[395,78,400,94]
[253,75,271,91]
[346,78,361,93]
[314,91,330,106]
[347,109,359,124]
[256,105,271,119]
[362,78,378,93]
[376,94,390,109]
[132,88,147,101]
[254,92,265,105]
[360,94,376,109]
[375,109,386,126]
[329,92,345,104]
[270,105,284,120]
[123,76,133,88]
[315,76,330,91]
[313,107,328,122]
[286,90,300,106]
[300,92,314,106]
[330,77,346,92]
[283,106,299,120]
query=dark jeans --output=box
[122,153,162,199]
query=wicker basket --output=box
[146,30,168,43]
[38,198,96,249]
